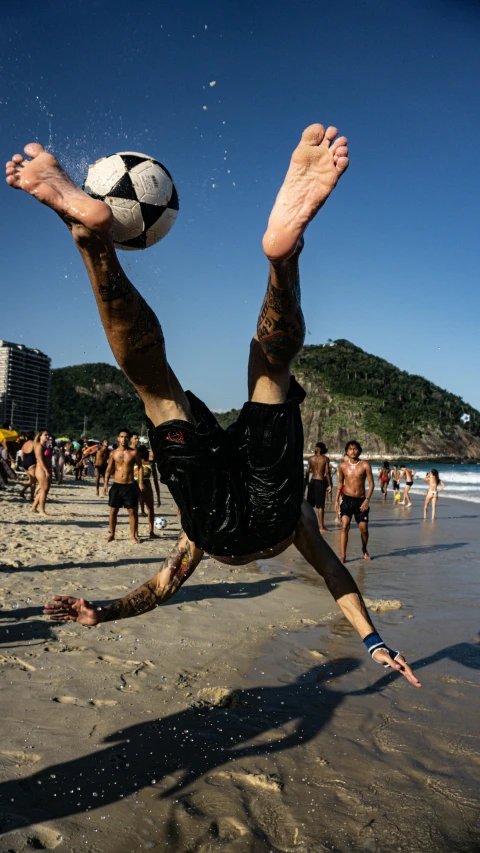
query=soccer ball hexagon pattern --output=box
[154,516,168,530]
[83,152,179,250]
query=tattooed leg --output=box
[248,244,305,403]
[72,231,192,426]
[4,142,191,427]
[99,530,204,622]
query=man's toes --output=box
[6,163,17,175]
[335,156,349,173]
[6,173,20,187]
[12,153,25,165]
[331,135,348,153]
[301,123,325,146]
[24,142,45,158]
[333,146,348,160]
[323,126,339,145]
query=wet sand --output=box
[0,480,479,852]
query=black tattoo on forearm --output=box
[102,580,158,621]
[99,270,134,304]
[101,535,201,621]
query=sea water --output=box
[370,461,480,504]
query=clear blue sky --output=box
[1,0,479,412]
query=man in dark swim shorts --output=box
[5,122,419,686]
[335,441,374,563]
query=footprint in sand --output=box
[209,769,283,792]
[0,654,36,672]
[0,750,41,765]
[52,696,118,707]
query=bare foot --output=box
[5,143,112,237]
[131,537,141,545]
[319,527,330,533]
[262,124,349,262]
[363,552,372,561]
[149,532,159,539]
[105,534,115,543]
[340,554,346,563]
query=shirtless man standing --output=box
[103,429,143,543]
[305,442,332,531]
[94,438,110,497]
[335,441,374,562]
[6,124,419,685]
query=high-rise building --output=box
[0,340,51,432]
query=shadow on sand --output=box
[0,638,479,835]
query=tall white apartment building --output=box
[0,340,51,432]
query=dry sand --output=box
[0,477,479,852]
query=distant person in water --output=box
[377,461,390,501]
[399,465,416,507]
[305,442,332,531]
[104,428,144,544]
[335,441,374,562]
[391,464,401,501]
[423,469,445,521]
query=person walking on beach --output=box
[19,431,37,501]
[6,124,419,686]
[335,442,374,562]
[305,442,332,531]
[399,465,416,506]
[32,430,51,516]
[423,469,445,521]
[135,445,159,538]
[391,464,401,501]
[94,438,110,496]
[377,461,390,501]
[104,429,144,543]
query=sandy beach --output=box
[0,478,479,852]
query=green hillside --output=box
[49,343,480,457]
[294,340,479,450]
[49,363,145,440]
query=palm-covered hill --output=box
[49,342,480,456]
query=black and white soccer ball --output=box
[154,515,168,530]
[83,152,179,250]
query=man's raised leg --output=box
[5,144,191,427]
[249,124,349,404]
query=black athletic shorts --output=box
[307,478,328,509]
[392,479,399,491]
[108,481,139,509]
[340,494,369,524]
[149,377,306,557]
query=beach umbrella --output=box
[57,436,70,442]
[0,429,19,442]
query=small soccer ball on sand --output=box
[154,516,168,530]
[83,152,179,250]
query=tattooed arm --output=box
[43,532,204,626]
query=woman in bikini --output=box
[20,431,37,501]
[399,465,416,507]
[423,469,445,521]
[134,446,159,539]
[377,461,390,501]
[32,429,51,516]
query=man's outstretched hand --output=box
[373,649,421,687]
[44,596,103,626]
